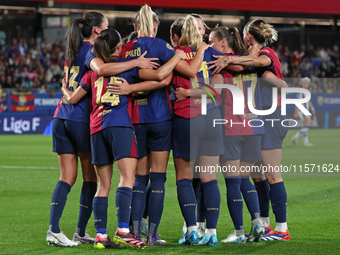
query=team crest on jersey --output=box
[166,43,174,50]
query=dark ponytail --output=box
[65,18,84,68]
[93,28,122,63]
[65,11,105,68]
[227,27,247,55]
[212,26,247,55]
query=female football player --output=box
[208,26,264,243]
[291,77,316,146]
[47,12,108,247]
[170,16,224,246]
[209,19,290,241]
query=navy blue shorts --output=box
[173,107,224,159]
[221,135,262,162]
[90,126,138,165]
[134,120,172,158]
[52,118,91,154]
[172,115,190,158]
[261,108,288,150]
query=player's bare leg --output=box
[58,153,78,186]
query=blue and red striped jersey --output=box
[173,46,222,119]
[257,46,284,109]
[80,65,139,135]
[121,37,176,124]
[221,53,264,136]
[53,42,95,123]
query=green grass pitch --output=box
[0,129,339,254]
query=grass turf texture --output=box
[0,129,339,254]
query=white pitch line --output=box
[0,165,60,170]
[0,156,55,160]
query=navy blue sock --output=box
[270,182,287,223]
[77,181,97,236]
[49,180,71,233]
[177,179,197,227]
[240,177,260,220]
[93,196,108,235]
[131,174,148,234]
[254,179,270,218]
[193,179,205,223]
[202,180,220,229]
[143,182,151,219]
[148,172,166,238]
[116,187,133,229]
[225,177,243,230]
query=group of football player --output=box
[46,4,290,249]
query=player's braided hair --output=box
[94,29,122,63]
[178,15,202,50]
[245,19,278,45]
[133,4,159,37]
[65,11,105,68]
[212,26,247,54]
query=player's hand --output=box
[248,45,260,57]
[175,87,189,101]
[107,77,132,95]
[294,112,298,119]
[62,78,67,89]
[136,51,160,69]
[175,49,187,60]
[207,55,229,75]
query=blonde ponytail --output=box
[259,22,278,43]
[133,4,159,37]
[178,15,202,50]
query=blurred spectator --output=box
[0,36,339,93]
[0,29,6,47]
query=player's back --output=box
[258,46,283,109]
[221,53,264,136]
[54,42,93,123]
[173,46,221,119]
[80,69,134,135]
[121,37,176,124]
